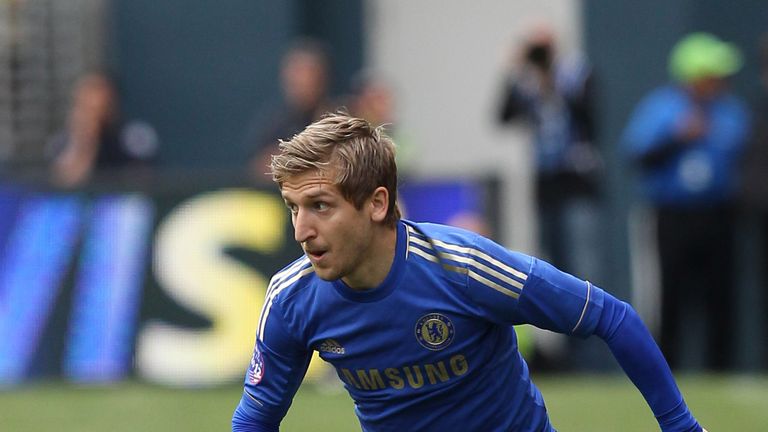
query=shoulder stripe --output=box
[257,264,315,342]
[408,240,521,299]
[443,250,524,290]
[409,243,518,299]
[406,225,527,281]
[262,257,311,311]
[408,235,523,296]
[408,244,439,263]
[468,271,519,299]
[406,225,427,240]
[268,256,311,296]
[431,238,528,281]
[404,225,411,260]
[411,235,523,290]
[408,244,468,274]
[408,234,433,250]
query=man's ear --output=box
[369,187,389,223]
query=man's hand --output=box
[675,110,708,142]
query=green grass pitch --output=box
[1,374,765,431]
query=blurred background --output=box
[1,0,767,430]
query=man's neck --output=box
[342,224,398,291]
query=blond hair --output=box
[270,112,401,227]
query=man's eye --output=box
[314,202,329,211]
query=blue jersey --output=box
[233,220,701,432]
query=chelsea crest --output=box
[415,313,455,351]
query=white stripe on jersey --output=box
[404,224,411,260]
[467,269,519,299]
[266,257,311,299]
[408,242,520,299]
[257,258,314,342]
[408,244,439,263]
[409,236,524,290]
[571,281,592,333]
[407,226,527,281]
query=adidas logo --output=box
[318,339,345,355]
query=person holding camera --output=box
[497,24,603,291]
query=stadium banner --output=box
[0,177,499,387]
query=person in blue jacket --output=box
[623,33,749,371]
[233,112,706,431]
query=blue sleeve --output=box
[232,397,279,432]
[456,234,599,334]
[231,301,312,431]
[515,257,701,430]
[460,237,702,431]
[512,258,604,335]
[595,293,701,432]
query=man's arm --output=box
[498,80,529,123]
[630,108,707,170]
[456,235,704,431]
[621,89,693,169]
[232,394,280,432]
[518,259,703,431]
[594,291,702,432]
[232,300,312,431]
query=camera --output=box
[526,43,552,70]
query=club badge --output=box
[415,313,455,351]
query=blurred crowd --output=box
[45,38,411,188]
[497,26,768,372]
[46,72,159,188]
[30,26,768,372]
[241,38,415,182]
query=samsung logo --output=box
[340,354,468,391]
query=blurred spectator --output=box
[348,72,417,177]
[496,23,603,279]
[245,38,332,180]
[47,72,158,187]
[348,72,492,236]
[623,33,749,370]
[740,33,768,366]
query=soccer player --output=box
[232,113,706,431]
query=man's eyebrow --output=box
[282,189,334,203]
[302,189,335,199]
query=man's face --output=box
[281,170,375,284]
[689,76,727,101]
[282,52,327,110]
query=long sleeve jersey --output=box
[233,220,700,432]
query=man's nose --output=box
[293,209,316,243]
